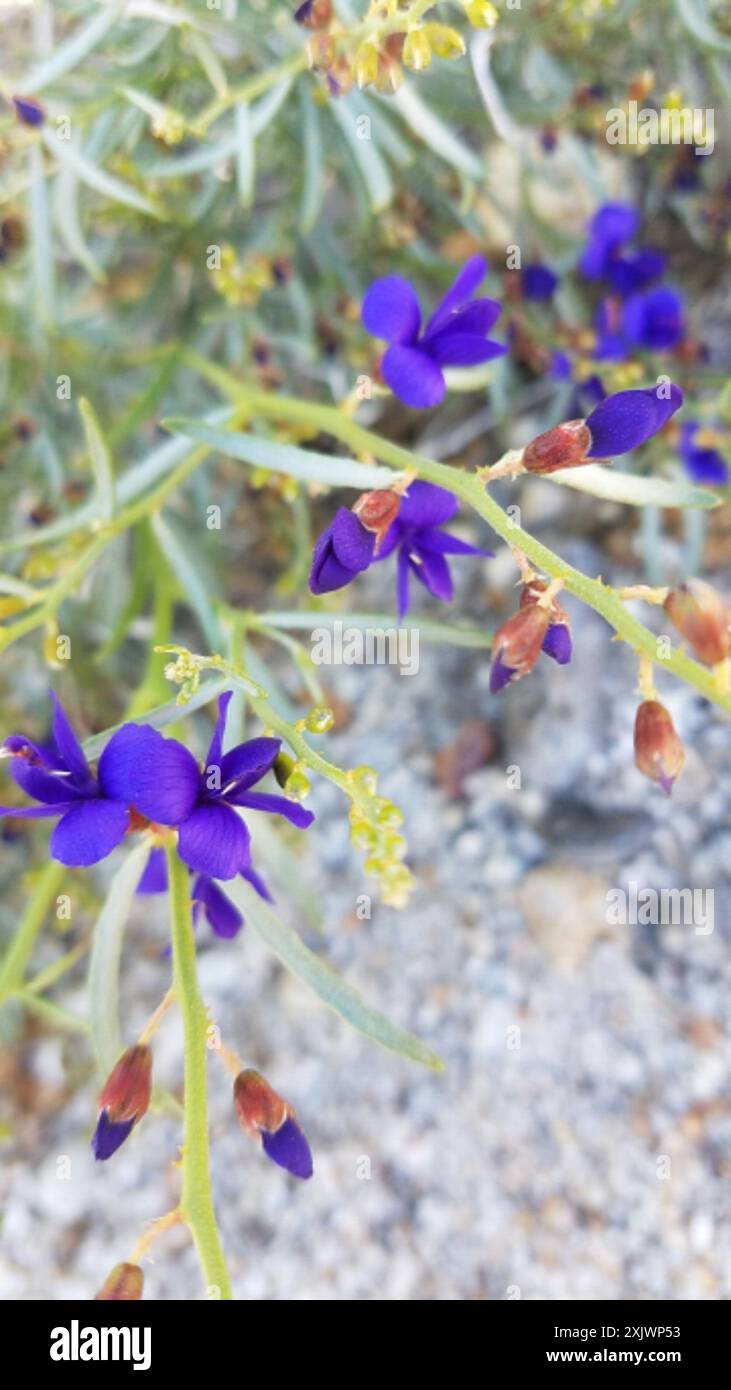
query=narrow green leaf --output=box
[300,91,324,233]
[230,880,444,1071]
[673,0,731,50]
[391,84,484,180]
[329,96,393,213]
[88,843,150,1075]
[28,145,55,327]
[54,161,106,283]
[79,397,115,523]
[152,512,222,648]
[20,0,126,94]
[43,129,165,220]
[164,418,397,489]
[234,104,255,209]
[548,465,719,510]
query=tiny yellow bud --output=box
[354,41,379,88]
[422,24,466,60]
[464,0,499,28]
[403,29,432,72]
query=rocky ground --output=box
[1,499,730,1301]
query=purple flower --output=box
[622,285,684,352]
[606,248,665,296]
[112,692,313,882]
[521,264,558,300]
[0,695,186,867]
[138,844,273,941]
[309,507,375,594]
[12,95,44,127]
[374,481,492,621]
[578,203,638,279]
[585,383,683,457]
[362,256,506,409]
[678,422,729,485]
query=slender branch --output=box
[193,373,731,718]
[165,843,233,1301]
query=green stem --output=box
[165,844,233,1301]
[192,370,731,718]
[0,860,66,1000]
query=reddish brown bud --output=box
[490,603,551,692]
[523,420,592,475]
[94,1262,144,1301]
[295,0,332,29]
[634,700,685,795]
[352,489,400,552]
[233,1069,287,1136]
[99,1045,152,1125]
[519,578,569,625]
[663,579,730,666]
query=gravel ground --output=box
[1,521,730,1302]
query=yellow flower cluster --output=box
[346,766,413,908]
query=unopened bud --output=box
[403,29,432,72]
[523,420,592,475]
[12,95,44,127]
[422,24,466,60]
[634,700,684,795]
[92,1045,152,1162]
[294,0,332,28]
[490,604,551,693]
[464,0,499,27]
[354,42,379,88]
[663,579,730,666]
[520,580,573,665]
[352,489,400,551]
[233,1070,313,1179]
[95,1262,144,1301]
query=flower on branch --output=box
[361,256,506,408]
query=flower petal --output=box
[49,693,94,787]
[261,1116,313,1179]
[586,384,683,457]
[423,297,501,342]
[398,480,458,528]
[361,276,421,344]
[426,255,488,334]
[206,691,233,773]
[416,527,491,557]
[241,861,273,902]
[426,333,506,367]
[8,758,83,805]
[50,799,130,867]
[177,801,251,880]
[0,801,75,820]
[309,509,375,594]
[542,624,573,664]
[137,847,168,894]
[382,345,446,410]
[193,875,244,939]
[231,789,315,829]
[396,545,411,621]
[219,737,281,794]
[410,547,453,604]
[98,724,201,824]
[621,286,683,351]
[92,1111,135,1161]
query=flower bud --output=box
[233,1070,313,1179]
[352,489,400,551]
[663,579,730,666]
[520,580,573,665]
[403,29,432,72]
[354,42,379,89]
[92,1044,152,1162]
[95,1263,144,1301]
[523,420,592,475]
[422,24,466,60]
[489,604,551,693]
[294,0,332,28]
[634,700,684,794]
[12,95,44,127]
[464,0,499,27]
